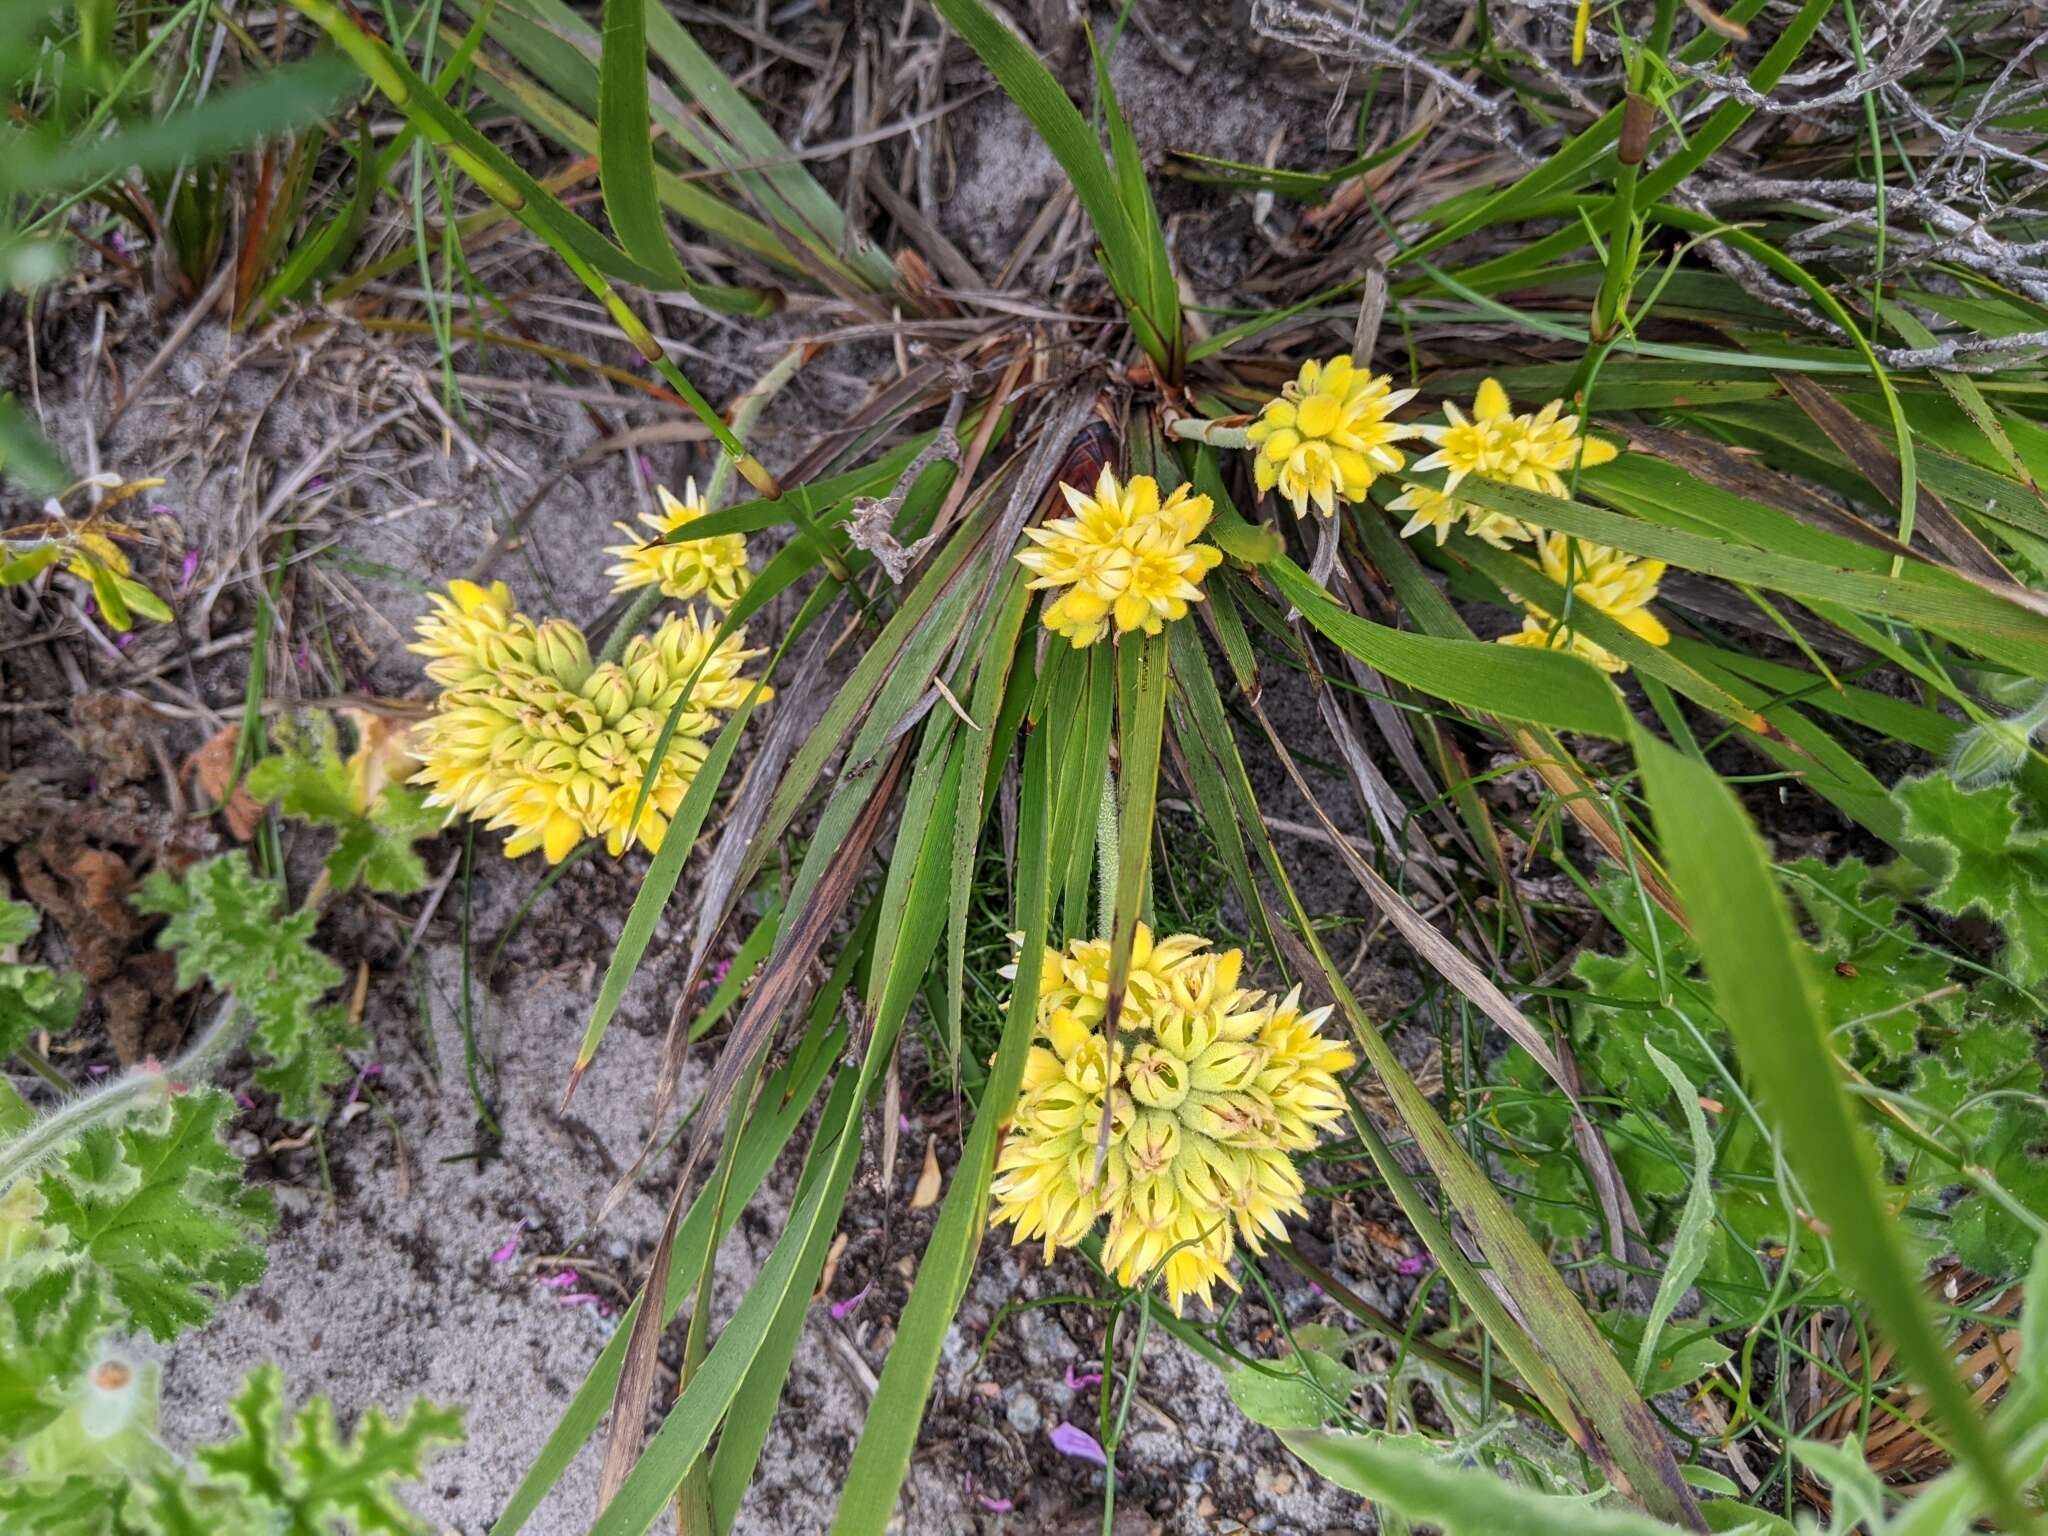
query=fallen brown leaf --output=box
[184,726,265,842]
[813,1231,849,1301]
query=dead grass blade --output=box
[1775,372,2014,583]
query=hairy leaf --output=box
[0,897,84,1052]
[1894,774,2048,986]
[134,857,361,1122]
[195,1363,463,1535]
[33,1090,272,1343]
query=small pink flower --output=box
[540,1270,580,1290]
[489,1227,521,1264]
[233,1091,256,1110]
[1307,1280,1324,1296]
[1062,1363,1102,1391]
[830,1283,870,1320]
[560,1292,608,1314]
[178,549,199,591]
[978,1495,1014,1512]
[1397,1253,1431,1277]
[1047,1422,1106,1466]
[710,957,732,986]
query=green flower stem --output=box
[596,584,671,671]
[1166,416,1251,450]
[1094,769,1119,939]
[0,999,246,1193]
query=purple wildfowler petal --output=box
[559,1292,607,1312]
[1047,1422,1106,1467]
[178,549,199,591]
[978,1495,1014,1513]
[1307,1280,1324,1296]
[1397,1254,1431,1277]
[115,631,134,650]
[234,1091,256,1110]
[539,1270,579,1290]
[304,476,330,494]
[87,1064,110,1076]
[1063,1364,1103,1392]
[829,1283,870,1321]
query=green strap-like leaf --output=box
[827,671,1057,1535]
[1631,719,2026,1530]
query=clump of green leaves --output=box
[0,1082,458,1533]
[0,899,81,1054]
[1492,851,2048,1302]
[135,856,362,1123]
[246,710,447,897]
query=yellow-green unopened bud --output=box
[534,618,592,690]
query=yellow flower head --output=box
[407,579,532,690]
[410,583,770,862]
[606,479,752,610]
[1245,354,1420,519]
[1015,469,1224,648]
[1395,380,1619,549]
[1497,532,1668,674]
[991,924,1356,1314]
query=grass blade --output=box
[486,1036,851,1536]
[1631,720,2025,1530]
[828,669,1056,1535]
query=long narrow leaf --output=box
[1631,721,2024,1529]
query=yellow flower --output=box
[1245,354,1420,519]
[1412,377,1521,494]
[1396,380,1619,549]
[1506,397,1620,494]
[605,479,751,610]
[991,925,1355,1314]
[409,584,769,862]
[407,579,532,690]
[1497,532,1668,674]
[1015,469,1224,648]
[1383,484,1532,551]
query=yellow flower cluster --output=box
[1238,363,1665,673]
[408,579,768,862]
[605,478,752,610]
[1015,468,1224,648]
[1387,377,1618,549]
[1246,354,1419,519]
[1499,533,1670,673]
[990,925,1355,1314]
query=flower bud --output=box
[534,618,593,690]
[1949,717,2032,788]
